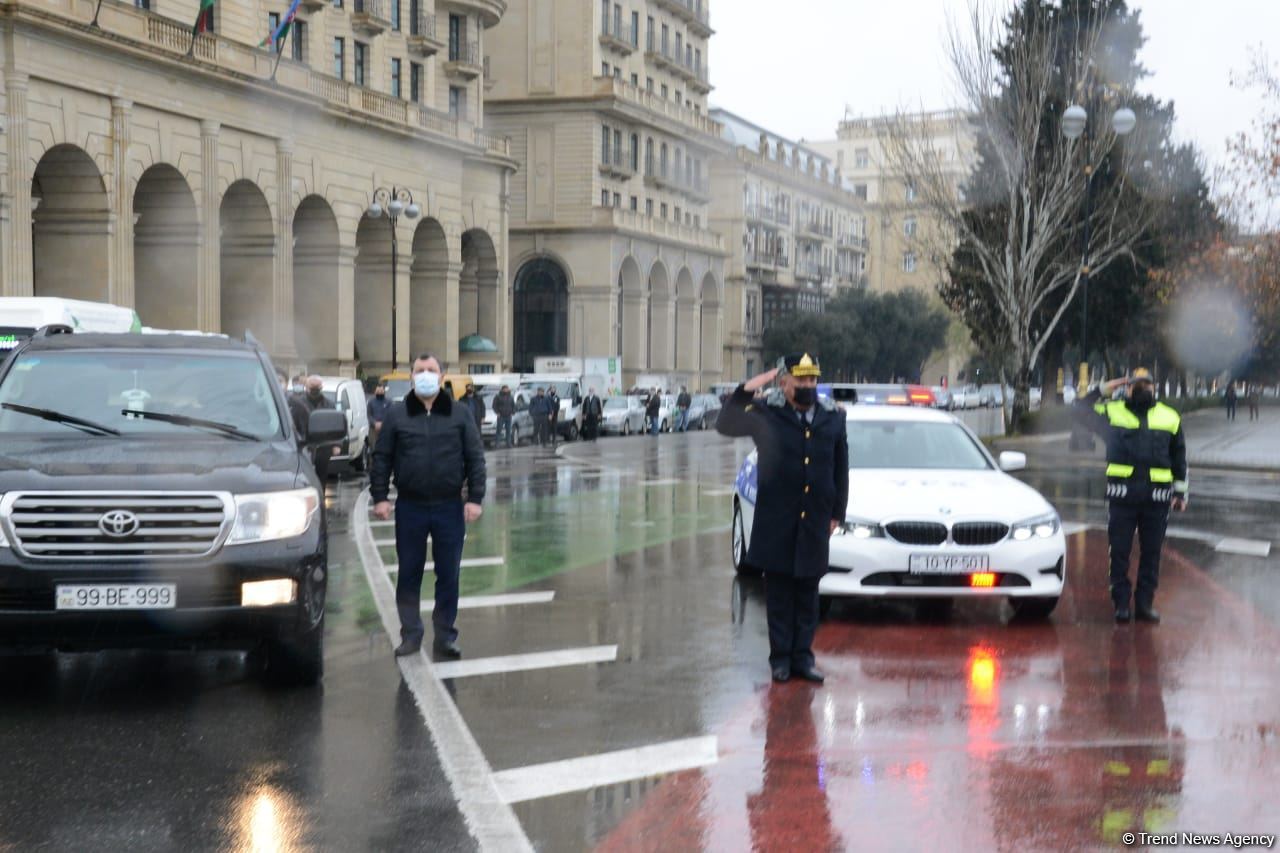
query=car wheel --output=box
[567,423,579,442]
[819,595,834,620]
[351,441,369,472]
[917,598,954,622]
[732,502,760,577]
[262,618,324,687]
[622,421,630,436]
[511,425,521,447]
[661,418,669,433]
[1009,596,1059,620]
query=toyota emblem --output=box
[99,509,141,538]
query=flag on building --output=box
[190,0,215,38]
[260,0,302,51]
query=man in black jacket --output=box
[462,383,486,434]
[366,382,392,448]
[718,353,849,684]
[301,375,338,485]
[492,385,517,447]
[529,388,552,446]
[371,354,487,659]
[582,387,603,441]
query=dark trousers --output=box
[533,417,550,446]
[583,417,599,441]
[496,415,513,447]
[1227,400,1237,420]
[764,574,821,671]
[311,445,332,484]
[394,499,466,646]
[1107,500,1170,610]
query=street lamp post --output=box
[1061,101,1135,449]
[366,187,421,371]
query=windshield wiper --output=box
[2,402,122,436]
[122,409,257,441]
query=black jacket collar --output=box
[406,390,453,417]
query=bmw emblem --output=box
[939,506,953,516]
[99,509,141,538]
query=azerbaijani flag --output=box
[260,0,302,50]
[190,0,215,36]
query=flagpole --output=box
[89,0,105,28]
[271,32,287,81]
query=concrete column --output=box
[499,170,511,368]
[3,72,33,296]
[274,138,297,358]
[198,120,220,332]
[109,98,134,307]
[336,241,358,372]
[393,222,413,368]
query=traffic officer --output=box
[1075,368,1188,624]
[718,353,849,684]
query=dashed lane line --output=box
[422,591,556,612]
[432,645,619,680]
[490,736,720,805]
[353,490,534,853]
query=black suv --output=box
[0,328,345,685]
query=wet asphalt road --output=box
[2,426,1279,851]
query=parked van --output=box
[319,377,371,472]
[1,297,141,352]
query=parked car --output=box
[600,395,646,436]
[687,393,723,429]
[828,383,912,406]
[951,385,982,409]
[320,376,371,472]
[479,388,532,447]
[978,384,1005,408]
[732,404,1065,621]
[931,386,955,410]
[0,327,345,685]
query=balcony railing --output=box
[446,40,482,71]
[795,262,833,281]
[598,20,637,54]
[592,76,722,137]
[599,150,636,179]
[594,207,724,253]
[837,233,870,251]
[746,250,788,269]
[475,127,510,156]
[653,0,711,34]
[643,168,709,201]
[805,220,834,238]
[745,204,776,223]
[407,10,444,55]
[644,44,711,90]
[352,0,389,35]
[776,208,791,225]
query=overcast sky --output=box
[709,0,1279,177]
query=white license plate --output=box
[909,554,990,574]
[55,584,177,611]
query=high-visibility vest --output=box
[1094,399,1180,483]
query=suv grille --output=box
[885,522,948,546]
[951,522,1010,546]
[3,493,231,560]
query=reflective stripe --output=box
[1094,401,1107,416]
[1174,479,1188,494]
[1150,468,1174,483]
[1106,463,1135,478]
[1105,401,1140,429]
[1147,403,1181,434]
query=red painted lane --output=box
[595,531,1280,851]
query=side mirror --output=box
[307,409,347,445]
[998,451,1027,472]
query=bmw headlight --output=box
[229,488,320,544]
[835,517,885,539]
[1011,512,1060,541]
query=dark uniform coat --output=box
[717,385,849,578]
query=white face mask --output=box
[413,370,441,397]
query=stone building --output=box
[0,0,516,375]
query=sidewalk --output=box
[994,406,1280,473]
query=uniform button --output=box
[805,430,811,439]
[805,485,810,494]
[805,457,810,465]
[800,511,806,519]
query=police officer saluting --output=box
[1075,367,1188,624]
[718,354,849,684]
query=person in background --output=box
[645,388,662,436]
[582,387,603,441]
[547,387,561,447]
[492,385,517,447]
[1225,381,1238,421]
[367,382,392,449]
[1247,384,1261,421]
[676,386,693,432]
[529,388,553,447]
[301,375,339,484]
[277,367,309,442]
[462,383,486,435]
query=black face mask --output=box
[1130,387,1155,408]
[376,392,385,398]
[793,387,817,407]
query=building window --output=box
[613,3,622,37]
[646,199,654,217]
[333,38,345,79]
[630,134,639,172]
[614,66,622,80]
[410,62,423,102]
[660,202,668,219]
[903,216,918,237]
[854,183,868,201]
[674,90,682,104]
[614,192,622,208]
[695,47,702,75]
[332,0,341,7]
[600,0,608,34]
[675,32,682,59]
[674,205,681,222]
[855,147,869,168]
[391,58,402,98]
[661,23,668,52]
[631,11,639,46]
[268,12,280,50]
[134,0,150,8]
[353,41,367,87]
[449,14,464,60]
[646,16,654,51]
[291,21,306,61]
[661,83,668,99]
[646,76,655,93]
[694,215,700,228]
[630,196,638,211]
[660,143,668,177]
[391,0,400,30]
[602,190,611,207]
[613,129,622,164]
[905,181,917,202]
[645,138,654,173]
[902,252,917,273]
[449,85,467,120]
[601,125,610,164]
[631,73,639,87]
[602,62,610,77]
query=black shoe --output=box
[771,666,791,683]
[795,667,826,684]
[1135,606,1161,624]
[433,640,463,659]
[394,640,422,657]
[1114,608,1132,624]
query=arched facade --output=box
[513,256,570,373]
[134,164,199,331]
[293,196,341,368]
[32,145,110,302]
[219,180,275,346]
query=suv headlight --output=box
[229,488,320,544]
[835,517,885,539]
[1010,512,1060,541]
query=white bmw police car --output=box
[732,403,1067,619]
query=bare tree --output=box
[884,0,1163,430]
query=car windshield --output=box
[520,382,576,398]
[604,397,630,410]
[0,350,283,438]
[383,379,412,399]
[846,420,991,470]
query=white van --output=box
[1,297,141,352]
[319,377,371,472]
[517,375,584,441]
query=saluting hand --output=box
[744,368,779,394]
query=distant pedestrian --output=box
[645,388,662,435]
[277,367,310,442]
[529,387,553,446]
[547,387,561,447]
[301,375,338,484]
[492,385,516,447]
[1225,382,1238,421]
[461,384,486,434]
[371,354,486,660]
[676,386,692,432]
[1247,385,1261,421]
[367,382,392,449]
[582,387,603,441]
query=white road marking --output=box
[1165,526,1221,545]
[492,736,719,804]
[700,487,737,497]
[1215,537,1273,558]
[432,645,618,680]
[422,591,556,612]
[384,556,506,573]
[641,478,682,487]
[352,490,533,852]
